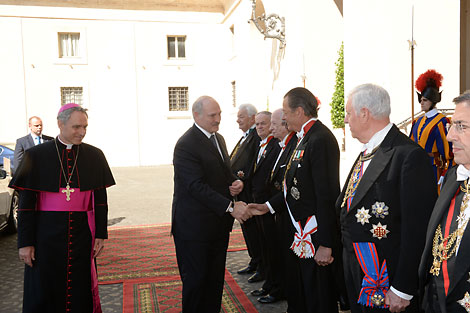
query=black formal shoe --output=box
[258,295,280,304]
[248,272,264,283]
[237,265,256,275]
[250,288,268,297]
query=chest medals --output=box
[341,147,378,207]
[430,180,470,276]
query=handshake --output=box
[230,202,271,224]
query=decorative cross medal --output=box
[55,139,80,202]
[62,184,75,201]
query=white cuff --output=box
[226,201,233,213]
[390,286,413,301]
[265,201,275,214]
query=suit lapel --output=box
[348,147,394,211]
[27,135,35,149]
[449,225,470,296]
[193,125,225,165]
[231,128,255,164]
[425,171,459,252]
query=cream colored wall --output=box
[343,0,461,169]
[0,5,229,166]
[222,0,344,151]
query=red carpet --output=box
[122,271,257,313]
[97,224,255,312]
[98,224,246,284]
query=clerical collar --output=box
[194,123,213,139]
[361,123,393,154]
[425,108,439,118]
[297,118,317,139]
[456,164,470,181]
[57,136,74,149]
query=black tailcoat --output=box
[230,127,261,202]
[230,127,262,270]
[269,120,341,313]
[337,125,437,313]
[419,166,470,313]
[171,124,237,312]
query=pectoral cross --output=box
[62,184,74,201]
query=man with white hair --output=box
[230,103,264,281]
[339,84,436,312]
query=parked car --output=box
[0,144,14,167]
[0,169,17,233]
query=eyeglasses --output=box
[447,121,469,133]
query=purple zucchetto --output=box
[58,103,80,115]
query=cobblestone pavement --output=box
[0,166,350,313]
[0,231,286,313]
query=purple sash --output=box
[37,189,102,313]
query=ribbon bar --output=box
[353,242,389,308]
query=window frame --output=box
[52,26,88,65]
[167,35,186,60]
[168,86,189,112]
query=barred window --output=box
[61,87,83,106]
[168,87,189,111]
[167,36,186,59]
[58,33,80,58]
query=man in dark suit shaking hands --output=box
[172,95,252,313]
[12,116,53,176]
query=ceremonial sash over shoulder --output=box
[353,242,390,308]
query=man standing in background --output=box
[230,104,263,281]
[12,116,53,176]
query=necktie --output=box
[210,134,224,160]
[36,137,41,145]
[210,134,217,148]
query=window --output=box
[167,36,186,59]
[168,87,189,111]
[61,87,83,106]
[58,33,80,58]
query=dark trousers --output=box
[283,221,338,313]
[241,218,263,273]
[255,213,285,297]
[174,234,229,313]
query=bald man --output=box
[12,116,53,176]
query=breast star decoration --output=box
[458,292,470,312]
[371,201,389,219]
[355,207,371,225]
[370,222,390,240]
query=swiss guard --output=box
[410,69,453,192]
[9,103,115,313]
